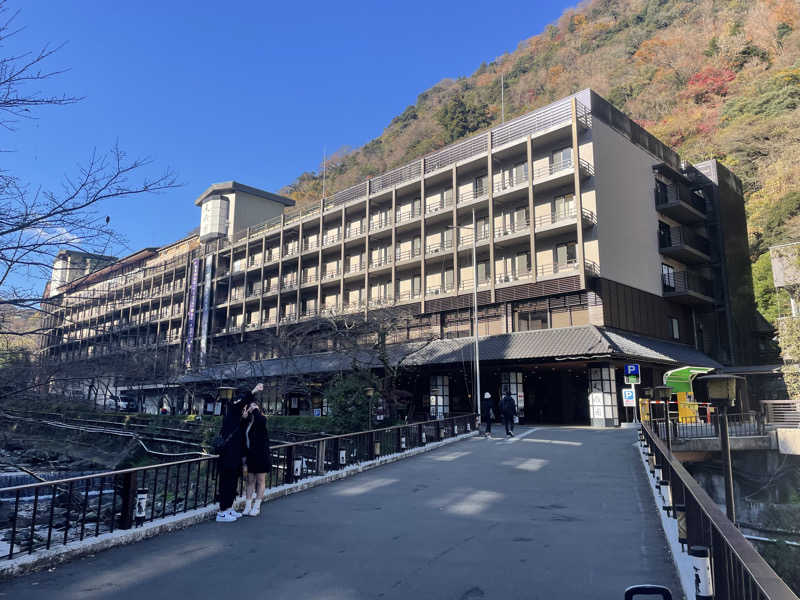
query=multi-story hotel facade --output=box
[41,90,760,426]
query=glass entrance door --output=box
[500,372,525,420]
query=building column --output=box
[526,134,536,281]
[571,98,586,290]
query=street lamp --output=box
[447,208,481,425]
[694,374,746,524]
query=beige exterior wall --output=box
[591,119,662,296]
[229,191,285,238]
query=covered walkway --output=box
[1,427,679,599]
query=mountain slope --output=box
[279,0,800,321]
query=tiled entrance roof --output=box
[180,325,720,383]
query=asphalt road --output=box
[0,426,680,600]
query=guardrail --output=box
[761,400,800,427]
[650,412,765,441]
[639,421,798,599]
[0,414,476,562]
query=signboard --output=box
[199,255,213,367]
[184,257,200,368]
[313,408,321,417]
[622,388,636,407]
[624,363,641,385]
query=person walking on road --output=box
[242,385,272,517]
[480,391,493,436]
[500,389,517,437]
[215,390,246,523]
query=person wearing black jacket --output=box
[242,397,272,517]
[500,389,517,437]
[216,392,246,523]
[480,392,493,437]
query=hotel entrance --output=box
[525,368,589,425]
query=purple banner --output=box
[184,257,200,368]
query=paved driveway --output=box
[0,427,679,600]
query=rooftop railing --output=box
[424,134,488,174]
[369,161,422,195]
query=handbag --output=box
[211,426,239,455]
[513,415,519,424]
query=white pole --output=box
[322,147,327,199]
[472,207,481,421]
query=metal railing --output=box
[650,412,765,441]
[761,400,800,427]
[394,247,422,262]
[457,187,489,206]
[425,240,454,256]
[534,207,596,229]
[394,209,422,225]
[655,183,707,215]
[424,134,488,173]
[369,255,392,268]
[495,220,530,239]
[302,240,319,252]
[491,98,590,147]
[659,226,711,256]
[458,229,490,247]
[344,262,366,274]
[368,216,393,232]
[662,271,713,298]
[425,196,454,215]
[536,259,578,277]
[639,421,798,599]
[493,170,529,195]
[495,271,532,285]
[369,161,422,194]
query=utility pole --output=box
[471,207,481,420]
[322,147,327,199]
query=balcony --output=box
[535,207,596,237]
[247,256,262,269]
[302,239,319,253]
[395,290,422,304]
[655,184,707,224]
[345,223,365,240]
[246,286,262,298]
[394,209,422,226]
[426,196,454,216]
[395,247,422,263]
[495,220,530,241]
[532,158,593,190]
[342,301,366,313]
[322,233,341,247]
[425,285,455,298]
[458,278,491,291]
[536,259,580,280]
[282,246,299,259]
[662,271,714,304]
[301,273,318,286]
[299,308,318,320]
[495,271,533,286]
[457,187,489,207]
[281,278,298,292]
[493,171,529,198]
[425,240,454,257]
[368,217,393,233]
[320,270,341,282]
[658,226,711,264]
[279,312,298,324]
[368,296,393,309]
[457,229,491,248]
[344,262,366,276]
[369,255,392,269]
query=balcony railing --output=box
[344,263,366,274]
[458,278,491,291]
[425,196,454,215]
[495,271,533,285]
[658,226,710,256]
[302,240,319,252]
[495,220,530,239]
[394,209,422,225]
[493,170,529,195]
[457,229,491,247]
[369,255,392,268]
[395,247,422,262]
[282,246,299,258]
[368,216,393,232]
[279,312,298,324]
[368,296,393,308]
[322,233,341,247]
[655,184,707,215]
[662,271,713,298]
[425,285,454,297]
[301,273,318,285]
[345,223,365,239]
[425,240,454,256]
[395,290,422,302]
[281,278,298,291]
[457,187,489,206]
[534,207,596,229]
[320,270,341,281]
[536,259,578,277]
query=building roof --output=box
[194,181,295,207]
[179,326,721,383]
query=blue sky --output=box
[5,0,574,259]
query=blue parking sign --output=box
[624,364,640,376]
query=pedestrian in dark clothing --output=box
[480,392,493,436]
[216,391,246,523]
[500,389,517,437]
[242,386,272,517]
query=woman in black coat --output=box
[242,400,272,517]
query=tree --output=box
[436,94,491,143]
[0,0,177,342]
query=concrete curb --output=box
[0,430,478,579]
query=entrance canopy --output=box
[663,366,715,393]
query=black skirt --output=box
[245,447,271,474]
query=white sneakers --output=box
[243,499,252,516]
[216,509,239,522]
[249,503,261,517]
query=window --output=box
[551,147,573,169]
[474,175,487,197]
[411,274,421,296]
[477,262,489,284]
[669,317,680,340]
[661,264,676,292]
[500,372,524,416]
[552,193,575,220]
[428,375,450,418]
[555,242,577,269]
[515,309,548,331]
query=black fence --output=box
[0,414,476,561]
[650,411,765,441]
[639,421,797,600]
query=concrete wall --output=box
[592,119,662,296]
[229,191,285,237]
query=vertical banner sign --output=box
[199,255,213,366]
[184,258,200,368]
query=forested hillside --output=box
[279,0,800,323]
